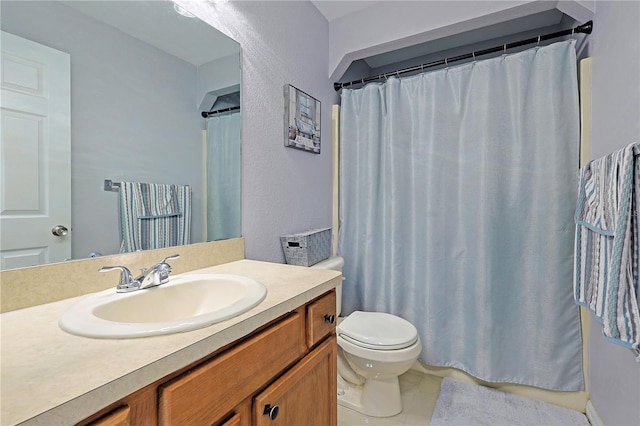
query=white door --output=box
[0,31,71,269]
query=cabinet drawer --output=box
[158,313,306,426]
[220,413,240,426]
[306,291,336,347]
[88,405,130,426]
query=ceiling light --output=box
[173,2,196,18]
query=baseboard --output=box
[586,400,604,426]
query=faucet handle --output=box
[153,254,179,284]
[159,254,180,264]
[99,265,138,292]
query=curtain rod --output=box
[201,105,240,118]
[334,20,593,91]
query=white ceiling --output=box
[361,8,565,69]
[62,1,576,78]
[312,1,570,75]
[311,0,379,21]
[62,1,239,66]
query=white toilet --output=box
[312,257,422,417]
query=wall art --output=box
[284,84,321,154]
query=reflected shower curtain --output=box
[339,41,584,390]
[206,112,241,241]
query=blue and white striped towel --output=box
[574,143,640,356]
[119,181,191,253]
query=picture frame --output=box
[284,84,321,154]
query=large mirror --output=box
[0,1,241,270]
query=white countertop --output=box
[0,260,340,426]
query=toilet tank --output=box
[312,256,343,316]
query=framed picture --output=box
[284,84,321,154]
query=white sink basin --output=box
[59,274,267,339]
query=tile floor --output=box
[338,370,443,426]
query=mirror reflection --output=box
[0,0,241,270]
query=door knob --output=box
[51,225,69,236]
[263,404,279,421]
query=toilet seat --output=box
[338,311,418,350]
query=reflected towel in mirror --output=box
[119,181,191,252]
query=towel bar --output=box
[104,179,121,191]
[104,180,191,192]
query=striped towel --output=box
[119,182,191,253]
[574,143,640,355]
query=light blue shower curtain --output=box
[206,112,241,241]
[339,41,584,391]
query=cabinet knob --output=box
[263,404,279,421]
[324,314,336,324]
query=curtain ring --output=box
[472,51,476,62]
[503,43,507,54]
[361,78,365,86]
[536,35,541,47]
[445,58,448,65]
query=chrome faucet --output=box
[136,254,179,289]
[99,254,180,293]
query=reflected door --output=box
[0,32,71,269]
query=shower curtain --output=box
[206,111,241,241]
[339,40,584,390]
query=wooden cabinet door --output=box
[253,336,337,426]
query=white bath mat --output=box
[430,378,590,426]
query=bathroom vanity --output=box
[0,260,340,425]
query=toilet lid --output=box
[338,311,418,350]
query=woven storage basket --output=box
[280,227,331,267]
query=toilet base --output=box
[338,375,402,417]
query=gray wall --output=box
[587,1,640,424]
[1,1,204,259]
[180,3,640,423]
[183,1,335,263]
[197,53,241,109]
[5,0,635,419]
